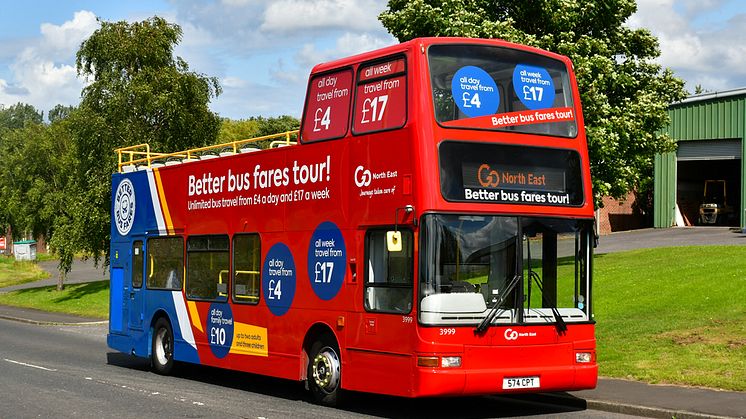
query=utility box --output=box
[13,240,37,261]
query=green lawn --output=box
[0,280,108,319]
[0,255,50,288]
[594,246,746,391]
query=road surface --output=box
[0,318,639,419]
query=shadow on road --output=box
[106,352,588,418]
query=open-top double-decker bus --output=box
[108,37,596,405]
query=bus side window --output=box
[132,240,143,288]
[146,237,183,290]
[364,229,413,314]
[233,234,261,304]
[186,235,229,301]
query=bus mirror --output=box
[386,231,402,252]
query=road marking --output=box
[4,358,58,372]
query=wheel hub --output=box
[155,328,171,365]
[312,348,340,393]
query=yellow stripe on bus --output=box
[153,169,174,234]
[187,300,203,333]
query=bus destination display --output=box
[461,162,570,205]
[439,141,583,207]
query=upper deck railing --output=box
[115,130,299,173]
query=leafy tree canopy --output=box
[217,115,300,147]
[33,16,225,276]
[48,105,76,123]
[380,0,687,203]
[76,16,222,152]
[0,103,43,130]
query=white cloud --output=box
[294,32,394,68]
[334,32,393,58]
[630,0,746,92]
[221,76,247,88]
[1,1,396,119]
[221,0,253,6]
[0,11,97,112]
[269,58,302,84]
[261,0,382,32]
[39,10,98,57]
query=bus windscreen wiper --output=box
[528,270,567,335]
[474,273,521,334]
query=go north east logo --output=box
[114,179,136,235]
[478,164,500,187]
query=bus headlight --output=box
[576,352,592,363]
[441,356,462,368]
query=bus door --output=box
[127,239,145,331]
[109,243,128,334]
[348,228,416,393]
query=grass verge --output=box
[0,255,50,288]
[0,280,108,319]
[594,245,746,391]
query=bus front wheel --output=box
[152,317,174,375]
[308,336,342,406]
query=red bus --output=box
[108,37,597,405]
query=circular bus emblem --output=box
[114,179,135,236]
[478,164,500,187]
[504,328,519,341]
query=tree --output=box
[0,103,45,238]
[0,103,43,130]
[217,118,260,143]
[42,16,223,280]
[0,109,81,289]
[380,0,687,204]
[217,115,300,147]
[76,16,222,152]
[692,84,709,95]
[48,105,76,123]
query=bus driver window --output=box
[365,229,413,313]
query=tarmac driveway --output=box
[596,226,746,254]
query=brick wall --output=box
[597,191,652,235]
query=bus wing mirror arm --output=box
[387,205,415,252]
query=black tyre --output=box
[152,317,174,375]
[307,335,342,406]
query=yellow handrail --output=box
[216,269,260,301]
[115,129,300,173]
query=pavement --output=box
[0,228,745,418]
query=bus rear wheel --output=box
[308,336,342,406]
[152,317,174,375]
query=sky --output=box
[0,0,745,120]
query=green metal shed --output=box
[654,88,746,228]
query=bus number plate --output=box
[502,376,540,390]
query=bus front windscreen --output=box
[428,44,577,137]
[419,214,592,327]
